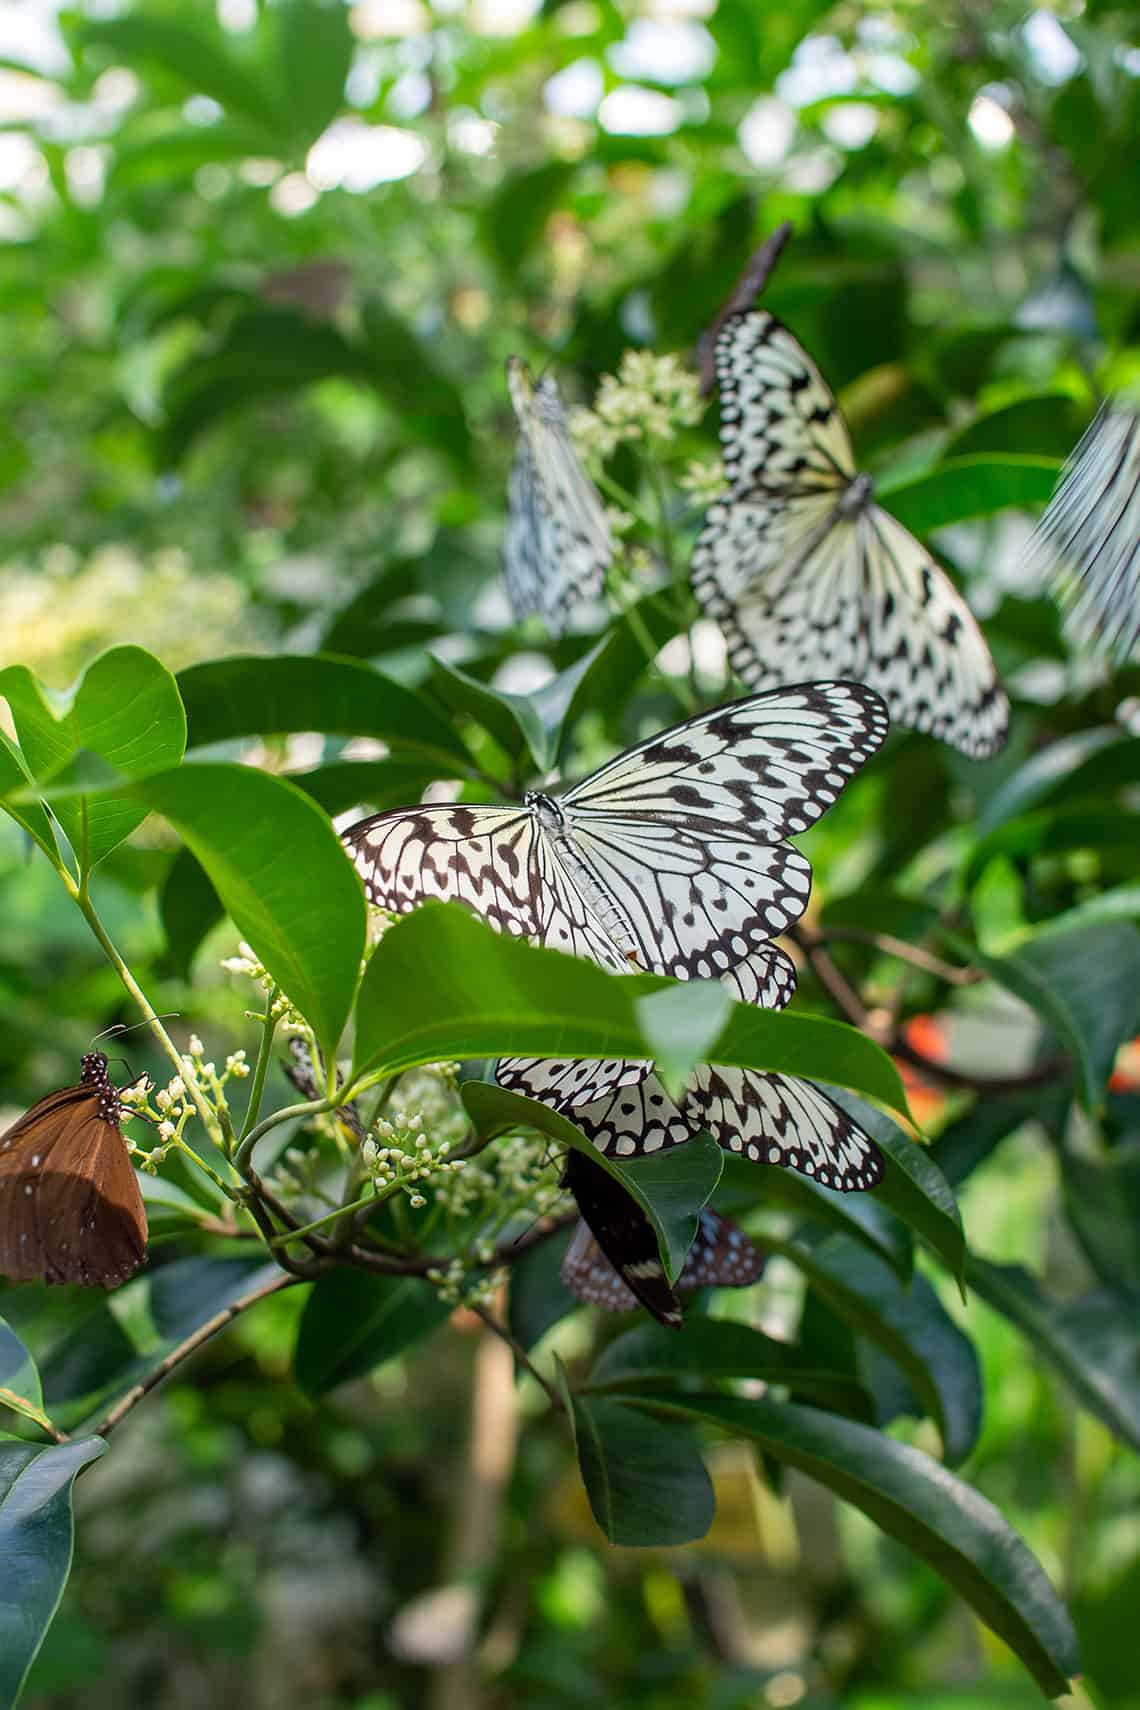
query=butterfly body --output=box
[0,1051,148,1287]
[694,310,1008,759]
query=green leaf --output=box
[719,1151,915,1282]
[507,1227,577,1351]
[965,808,1140,889]
[293,1271,453,1397]
[1059,1142,1140,1299]
[275,0,352,151]
[0,1437,106,1710]
[159,847,223,979]
[879,454,1061,533]
[360,300,471,468]
[967,1259,1140,1455]
[135,764,365,1062]
[80,15,280,137]
[0,1320,52,1436]
[823,1091,966,1284]
[539,595,679,751]
[628,1393,1078,1696]
[428,655,543,767]
[0,648,186,871]
[975,727,1133,833]
[480,162,577,275]
[354,905,912,1125]
[291,760,442,818]
[160,309,367,464]
[766,1234,982,1466]
[967,921,1140,1111]
[635,980,733,1102]
[463,1083,722,1283]
[944,394,1090,461]
[177,653,470,770]
[586,1318,874,1420]
[565,1387,714,1547]
[0,730,57,863]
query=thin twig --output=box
[95,1270,297,1437]
[467,1300,562,1411]
[806,926,982,986]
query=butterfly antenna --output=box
[90,1014,179,1046]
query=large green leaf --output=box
[975,728,1136,833]
[354,905,911,1123]
[464,1083,723,1283]
[628,1393,1078,1696]
[135,764,365,1062]
[586,1318,874,1420]
[1059,1143,1140,1299]
[968,921,1140,1111]
[565,1387,714,1547]
[293,1271,453,1397]
[0,1437,106,1710]
[0,648,186,871]
[823,1092,966,1283]
[765,1234,982,1465]
[967,1259,1140,1455]
[0,731,57,863]
[718,1151,915,1283]
[965,808,1140,889]
[177,653,471,770]
[880,454,1061,534]
[80,14,280,136]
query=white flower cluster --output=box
[678,456,727,504]
[221,944,306,1030]
[359,1104,468,1201]
[426,1258,507,1309]
[570,350,704,462]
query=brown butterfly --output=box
[0,1051,148,1287]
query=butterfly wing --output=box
[561,1149,682,1328]
[679,1209,766,1290]
[560,1219,640,1312]
[342,803,627,972]
[0,1085,147,1286]
[1024,402,1140,664]
[694,309,1008,759]
[554,683,886,979]
[505,360,612,637]
[682,1067,883,1192]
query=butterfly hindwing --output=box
[561,1149,683,1328]
[693,308,1009,759]
[562,1205,765,1313]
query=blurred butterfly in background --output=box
[1024,400,1140,665]
[560,1149,765,1327]
[692,308,1009,759]
[503,356,613,636]
[0,1051,148,1287]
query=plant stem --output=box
[240,991,279,1142]
[65,872,231,1165]
[94,1270,298,1437]
[467,1300,561,1411]
[234,1097,332,1175]
[269,1181,405,1246]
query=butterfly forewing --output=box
[504,359,612,636]
[0,1055,147,1287]
[693,308,1009,759]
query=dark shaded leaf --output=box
[565,1386,714,1547]
[294,1271,452,1396]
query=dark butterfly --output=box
[0,1051,148,1287]
[561,1149,765,1328]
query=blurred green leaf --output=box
[480,163,577,275]
[1059,1143,1140,1299]
[275,0,352,152]
[965,808,1140,889]
[764,1234,982,1466]
[565,1387,714,1548]
[630,1393,1079,1696]
[0,1437,106,1710]
[967,1259,1140,1455]
[178,653,471,770]
[80,14,280,137]
[507,1226,577,1351]
[944,395,1090,460]
[360,300,472,468]
[975,728,1134,833]
[135,764,366,1062]
[0,731,57,863]
[967,922,1140,1111]
[159,846,222,979]
[294,1272,453,1397]
[586,1319,874,1421]
[0,1319,51,1436]
[880,455,1061,533]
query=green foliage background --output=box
[0,1,1138,1707]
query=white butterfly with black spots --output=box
[504,357,613,636]
[1024,401,1140,665]
[342,683,887,1105]
[498,960,884,1193]
[692,310,1009,760]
